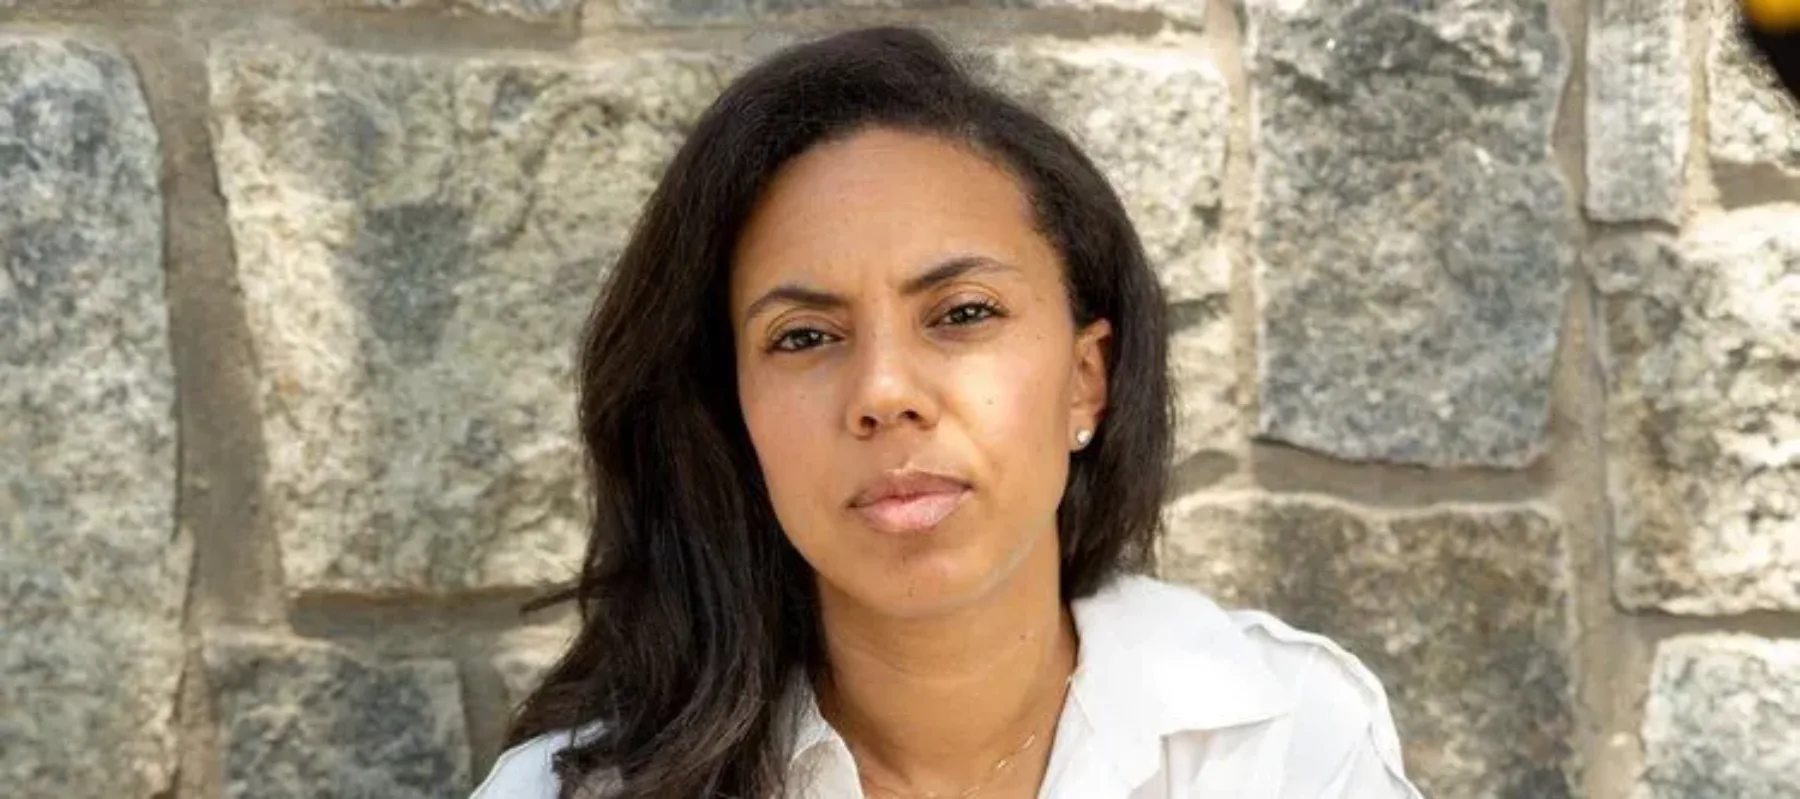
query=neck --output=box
[814,537,1077,796]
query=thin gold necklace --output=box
[849,673,1075,799]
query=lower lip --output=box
[852,490,969,535]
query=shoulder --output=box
[471,732,563,799]
[1226,607,1406,759]
[1081,576,1418,795]
[1090,576,1401,723]
[1092,576,1384,677]
[1228,607,1421,797]
[471,725,607,799]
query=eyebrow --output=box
[739,255,1019,327]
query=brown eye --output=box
[938,301,1002,327]
[772,327,836,353]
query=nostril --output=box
[856,405,926,435]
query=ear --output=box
[1070,318,1111,450]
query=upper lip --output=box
[848,469,971,507]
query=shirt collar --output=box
[783,575,1293,785]
[786,674,836,768]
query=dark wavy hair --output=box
[508,25,1173,799]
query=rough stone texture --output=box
[1586,0,1688,223]
[0,0,573,17]
[492,623,577,711]
[615,0,1204,27]
[1596,210,1800,614]
[1161,496,1576,798]
[1167,296,1238,462]
[0,37,187,798]
[294,0,580,23]
[0,0,112,7]
[1638,635,1800,798]
[1248,0,1576,467]
[208,40,733,595]
[983,41,1236,459]
[444,0,579,22]
[205,631,471,799]
[1709,0,1800,175]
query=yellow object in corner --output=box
[1746,0,1800,31]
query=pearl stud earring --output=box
[1074,428,1093,449]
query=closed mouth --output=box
[848,470,972,534]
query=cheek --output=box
[959,340,1075,475]
[739,369,834,515]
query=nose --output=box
[844,330,938,439]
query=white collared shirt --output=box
[472,575,1424,798]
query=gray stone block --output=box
[0,0,574,16]
[1168,297,1237,462]
[1597,210,1800,614]
[616,0,1204,27]
[1708,0,1800,174]
[0,36,185,798]
[1639,635,1800,798]
[1161,496,1577,798]
[450,0,579,21]
[208,40,734,595]
[205,631,471,799]
[1247,0,1577,467]
[320,0,578,22]
[1586,0,1689,223]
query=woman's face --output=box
[730,127,1110,619]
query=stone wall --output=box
[1,0,1795,797]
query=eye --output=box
[770,327,837,353]
[937,300,1003,327]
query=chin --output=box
[847,542,1022,620]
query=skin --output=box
[731,127,1110,797]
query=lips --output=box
[848,470,972,535]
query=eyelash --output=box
[770,328,835,353]
[937,299,1003,327]
[767,299,1006,353]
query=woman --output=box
[475,26,1421,799]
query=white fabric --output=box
[471,575,1424,798]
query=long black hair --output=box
[509,25,1173,798]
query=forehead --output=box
[729,127,1056,299]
